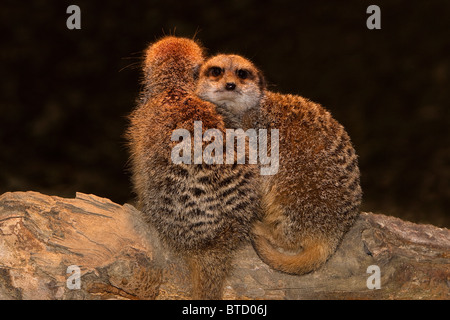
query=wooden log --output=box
[0,191,448,300]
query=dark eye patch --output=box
[208,67,223,77]
[237,69,251,80]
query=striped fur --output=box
[127,38,259,299]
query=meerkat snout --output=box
[225,82,236,91]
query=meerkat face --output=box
[196,54,265,114]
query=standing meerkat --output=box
[126,39,259,299]
[196,54,362,275]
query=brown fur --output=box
[197,54,362,275]
[126,38,259,299]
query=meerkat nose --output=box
[225,82,236,91]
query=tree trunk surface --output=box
[0,191,448,300]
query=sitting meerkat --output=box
[127,40,259,299]
[196,54,362,275]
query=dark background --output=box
[1,1,449,227]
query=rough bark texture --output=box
[0,191,448,300]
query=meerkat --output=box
[196,54,362,275]
[126,39,259,299]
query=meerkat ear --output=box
[193,64,201,80]
[194,65,200,80]
[257,71,267,90]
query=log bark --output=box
[0,191,448,300]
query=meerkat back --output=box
[196,54,362,275]
[126,38,259,299]
[251,91,362,274]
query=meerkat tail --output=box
[186,250,232,300]
[252,233,331,275]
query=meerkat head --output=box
[196,54,265,115]
[142,36,205,93]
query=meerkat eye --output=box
[209,67,222,77]
[237,69,249,80]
